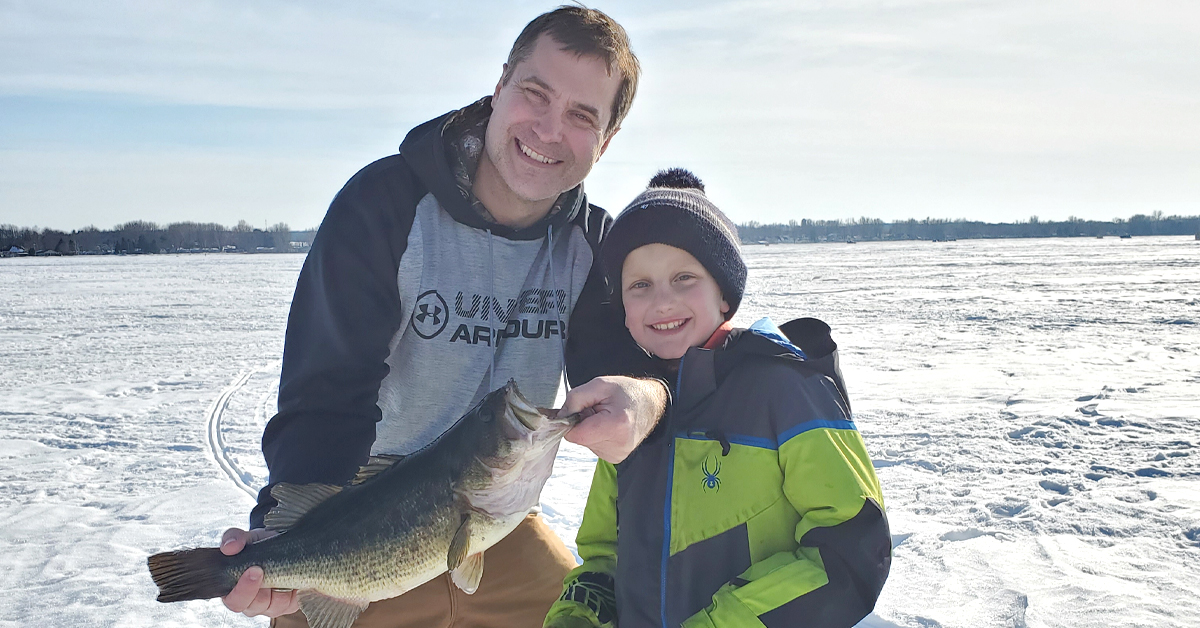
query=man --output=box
[218,6,668,627]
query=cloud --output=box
[1,0,1198,226]
[0,0,515,109]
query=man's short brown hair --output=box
[502,5,640,136]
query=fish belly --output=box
[468,511,529,556]
[256,511,462,602]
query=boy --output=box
[544,169,891,628]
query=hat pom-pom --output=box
[648,168,705,193]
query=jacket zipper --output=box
[661,361,687,628]
[661,435,674,628]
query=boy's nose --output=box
[651,292,675,312]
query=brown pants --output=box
[271,514,577,628]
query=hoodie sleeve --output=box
[250,155,423,529]
[564,201,664,386]
[682,377,891,628]
[544,460,620,628]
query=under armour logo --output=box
[416,303,442,326]
[411,290,450,340]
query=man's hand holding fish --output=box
[560,375,670,464]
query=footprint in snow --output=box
[940,528,993,542]
[1135,468,1172,478]
[1038,479,1070,495]
[987,498,1030,518]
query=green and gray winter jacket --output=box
[545,318,890,628]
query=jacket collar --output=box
[674,317,836,414]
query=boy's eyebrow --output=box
[521,75,602,119]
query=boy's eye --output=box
[675,273,696,282]
[628,280,650,290]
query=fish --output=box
[147,381,578,628]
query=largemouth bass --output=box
[148,381,578,628]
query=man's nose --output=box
[532,107,564,144]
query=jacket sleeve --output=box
[544,461,620,628]
[250,156,422,528]
[682,380,891,628]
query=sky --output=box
[1,0,1198,231]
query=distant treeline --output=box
[1,221,318,256]
[737,212,1200,243]
[4,212,1198,256]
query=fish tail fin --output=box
[147,547,239,602]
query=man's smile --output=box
[516,138,562,165]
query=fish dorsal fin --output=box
[451,551,485,594]
[351,454,406,485]
[265,483,342,532]
[297,590,369,628]
[447,513,471,571]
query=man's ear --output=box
[598,125,621,158]
[494,63,509,98]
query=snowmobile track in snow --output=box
[205,369,259,499]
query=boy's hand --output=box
[559,376,668,464]
[219,527,300,618]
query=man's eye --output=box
[525,88,548,103]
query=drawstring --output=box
[546,224,570,392]
[488,229,496,393]
[486,224,565,394]
[705,429,731,456]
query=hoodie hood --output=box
[398,96,585,241]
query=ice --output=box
[2,236,1198,626]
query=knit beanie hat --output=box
[601,168,746,319]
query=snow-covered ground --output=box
[1,237,1197,627]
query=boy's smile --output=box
[621,243,730,360]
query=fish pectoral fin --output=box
[297,590,369,628]
[265,483,343,532]
[351,454,406,485]
[447,513,472,571]
[451,552,485,595]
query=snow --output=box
[2,236,1197,627]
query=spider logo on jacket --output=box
[702,456,722,492]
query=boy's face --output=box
[621,243,730,360]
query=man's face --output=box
[484,34,622,205]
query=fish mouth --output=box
[504,381,545,431]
